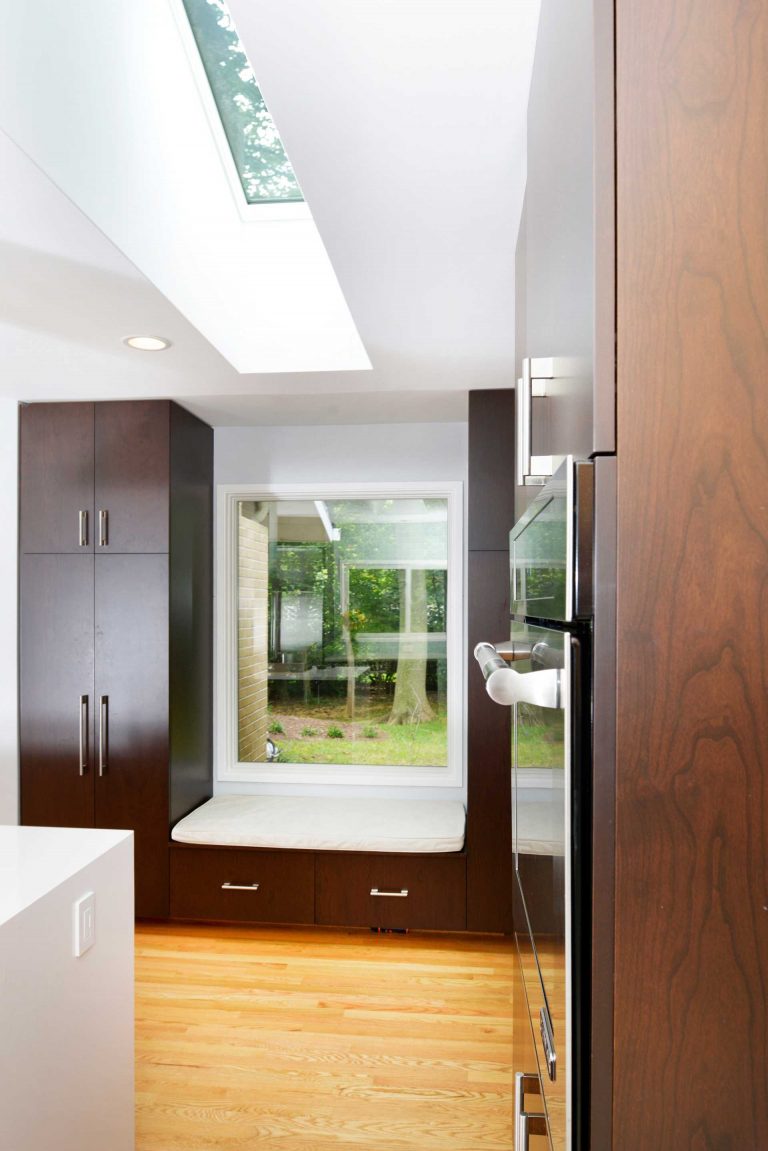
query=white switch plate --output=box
[73,892,96,957]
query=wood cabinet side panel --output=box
[614,2,768,1145]
[466,551,513,933]
[169,404,214,825]
[467,390,516,551]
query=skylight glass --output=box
[181,0,303,204]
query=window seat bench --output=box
[169,795,467,931]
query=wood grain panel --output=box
[94,401,170,553]
[19,554,95,828]
[315,853,466,931]
[168,403,213,825]
[466,550,513,933]
[94,554,169,919]
[170,845,315,925]
[615,2,768,1146]
[19,402,94,554]
[467,390,516,552]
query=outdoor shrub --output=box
[301,726,316,737]
[362,726,378,739]
[268,721,284,735]
[327,725,344,739]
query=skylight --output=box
[181,0,303,204]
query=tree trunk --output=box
[342,617,356,719]
[388,569,434,724]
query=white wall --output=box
[0,400,18,823]
[214,421,469,801]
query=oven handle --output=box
[473,642,563,709]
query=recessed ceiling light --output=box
[123,335,172,351]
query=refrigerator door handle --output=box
[474,642,562,709]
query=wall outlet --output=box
[73,892,96,957]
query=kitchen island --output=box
[0,825,134,1151]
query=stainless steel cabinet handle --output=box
[78,695,88,775]
[98,695,108,776]
[474,642,562,709]
[515,1072,547,1149]
[78,509,88,547]
[221,882,260,892]
[370,888,409,898]
[98,509,108,547]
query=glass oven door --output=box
[512,621,571,1151]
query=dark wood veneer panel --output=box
[170,845,315,925]
[169,404,214,825]
[465,550,513,933]
[467,390,516,552]
[94,554,170,919]
[19,554,95,828]
[94,400,170,553]
[614,3,768,1145]
[315,852,466,931]
[20,402,94,554]
[590,454,616,1151]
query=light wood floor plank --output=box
[136,922,515,1151]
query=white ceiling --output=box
[0,0,540,426]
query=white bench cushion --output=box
[172,795,466,854]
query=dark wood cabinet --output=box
[94,554,171,918]
[19,403,95,554]
[19,400,213,919]
[94,401,170,553]
[315,852,466,932]
[466,391,515,934]
[19,554,95,828]
[170,845,315,925]
[20,400,172,556]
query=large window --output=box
[217,484,463,786]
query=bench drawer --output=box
[170,845,315,925]
[315,853,466,931]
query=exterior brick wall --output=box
[237,505,269,762]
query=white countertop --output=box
[0,825,133,927]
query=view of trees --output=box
[182,0,303,203]
[243,498,450,768]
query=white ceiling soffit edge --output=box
[228,0,541,384]
[0,0,370,375]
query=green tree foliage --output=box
[182,0,302,203]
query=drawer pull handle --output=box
[221,882,260,892]
[370,888,409,898]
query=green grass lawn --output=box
[275,716,448,766]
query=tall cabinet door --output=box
[94,401,170,554]
[20,403,95,554]
[19,554,95,828]
[95,554,169,918]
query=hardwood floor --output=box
[135,922,515,1151]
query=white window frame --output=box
[216,481,464,787]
